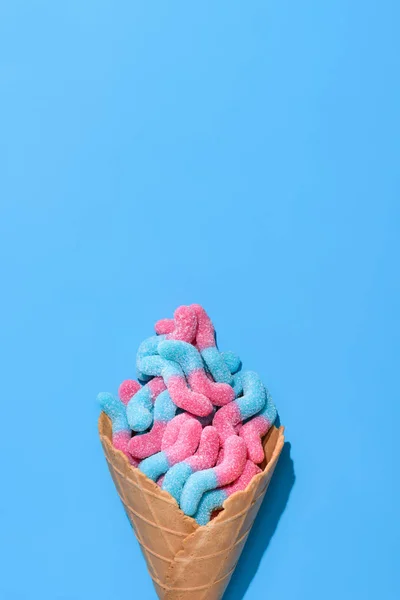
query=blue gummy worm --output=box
[180,469,219,517]
[220,351,241,374]
[154,390,177,422]
[126,384,154,432]
[162,462,193,504]
[200,346,233,384]
[139,452,170,481]
[98,392,129,434]
[158,340,204,375]
[236,371,267,421]
[194,489,227,526]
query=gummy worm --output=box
[161,411,215,450]
[213,371,267,442]
[191,304,233,384]
[193,460,262,525]
[158,340,235,406]
[161,426,220,504]
[98,392,138,466]
[155,305,198,343]
[118,379,141,405]
[139,418,202,481]
[126,375,166,432]
[136,335,214,418]
[128,390,177,459]
[179,434,247,516]
[239,390,277,463]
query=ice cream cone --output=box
[99,412,285,600]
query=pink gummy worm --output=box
[224,460,262,496]
[128,421,167,459]
[113,431,139,467]
[188,370,235,406]
[168,375,214,417]
[155,318,174,335]
[118,379,141,405]
[186,426,220,471]
[213,402,242,442]
[191,304,215,351]
[216,446,225,465]
[213,435,247,487]
[165,419,202,465]
[239,415,271,464]
[161,413,193,450]
[157,475,165,487]
[155,305,198,343]
[148,376,167,401]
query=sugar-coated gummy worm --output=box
[239,390,277,463]
[191,304,233,385]
[161,410,215,450]
[97,392,138,466]
[128,390,177,459]
[155,305,198,343]
[220,351,242,375]
[158,340,235,406]
[118,379,141,405]
[126,375,167,432]
[139,418,202,481]
[193,460,262,525]
[136,335,214,418]
[179,434,247,516]
[213,371,267,442]
[162,426,220,504]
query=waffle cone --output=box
[99,412,285,600]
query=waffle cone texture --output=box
[99,412,285,600]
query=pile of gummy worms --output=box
[98,304,277,525]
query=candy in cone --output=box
[99,412,284,600]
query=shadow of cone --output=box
[99,412,285,600]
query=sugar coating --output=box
[148,376,167,400]
[239,390,277,463]
[126,374,168,432]
[139,418,202,481]
[128,421,166,459]
[126,380,158,432]
[232,372,244,397]
[137,335,214,417]
[136,334,183,382]
[190,304,216,350]
[166,418,202,464]
[158,340,235,406]
[220,351,242,374]
[162,426,220,503]
[155,305,198,343]
[118,379,141,405]
[191,304,233,384]
[162,462,193,503]
[213,435,247,486]
[166,305,198,343]
[139,452,169,481]
[180,435,247,516]
[161,410,216,451]
[98,392,130,434]
[128,390,177,458]
[158,339,204,373]
[161,413,192,450]
[194,460,262,525]
[213,371,267,442]
[154,318,174,335]
[167,375,214,416]
[98,392,135,462]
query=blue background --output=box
[1,1,399,599]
